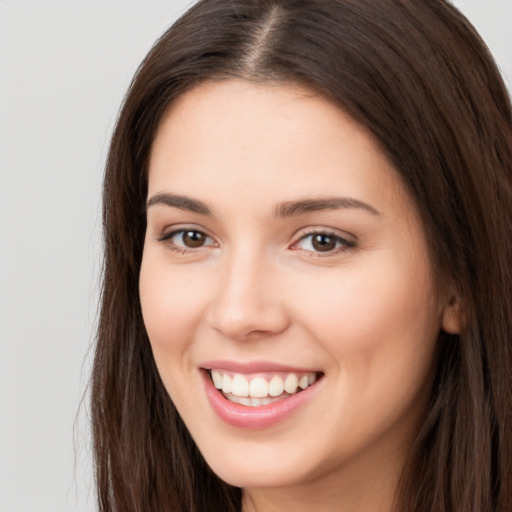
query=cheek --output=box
[290,255,441,383]
[138,254,212,419]
[140,254,208,341]
[139,254,208,389]
[290,262,441,447]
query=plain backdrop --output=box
[0,1,510,511]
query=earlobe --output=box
[441,295,464,334]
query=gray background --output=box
[0,1,510,511]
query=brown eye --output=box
[292,231,356,255]
[159,228,215,251]
[311,234,337,252]
[182,230,207,247]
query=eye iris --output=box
[183,230,206,248]
[312,234,336,252]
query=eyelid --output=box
[156,223,211,240]
[156,225,217,250]
[154,224,355,256]
[290,228,357,255]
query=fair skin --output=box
[139,79,460,512]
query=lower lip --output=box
[201,370,322,429]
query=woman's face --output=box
[140,80,458,505]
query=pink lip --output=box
[200,369,323,429]
[201,359,317,374]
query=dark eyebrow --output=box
[146,193,212,215]
[274,197,380,217]
[146,193,379,217]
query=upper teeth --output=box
[211,370,317,398]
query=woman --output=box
[91,1,512,511]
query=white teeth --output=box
[284,373,299,394]
[249,377,269,398]
[210,370,319,402]
[221,373,232,394]
[227,395,285,407]
[268,375,284,397]
[231,374,249,397]
[212,370,223,389]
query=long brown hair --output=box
[91,1,512,510]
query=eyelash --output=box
[157,228,356,256]
[157,228,216,254]
[291,230,356,256]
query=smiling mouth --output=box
[207,369,323,407]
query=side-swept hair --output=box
[92,1,512,510]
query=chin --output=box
[205,450,312,489]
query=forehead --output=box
[148,79,412,220]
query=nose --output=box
[207,248,290,341]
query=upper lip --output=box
[200,359,321,374]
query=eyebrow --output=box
[146,193,380,217]
[274,197,380,217]
[146,193,212,215]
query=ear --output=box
[441,294,464,334]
